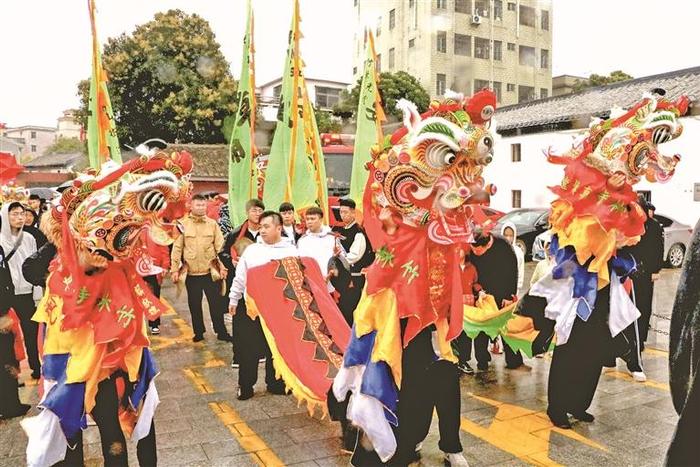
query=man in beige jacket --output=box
[171,193,231,342]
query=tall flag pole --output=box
[228,0,259,226]
[349,29,385,215]
[87,0,121,169]
[262,0,328,217]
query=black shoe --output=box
[31,370,40,380]
[192,334,204,343]
[0,403,31,420]
[477,362,489,372]
[237,386,254,400]
[547,410,572,429]
[570,411,595,422]
[457,362,474,375]
[230,357,239,369]
[267,383,288,395]
[217,333,233,342]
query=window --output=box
[389,48,395,69]
[507,83,516,92]
[352,66,357,75]
[512,190,522,208]
[475,0,489,16]
[541,10,550,30]
[511,143,521,162]
[376,16,382,37]
[273,84,282,98]
[518,85,536,103]
[507,42,515,51]
[30,131,37,139]
[493,0,503,19]
[409,0,415,7]
[540,49,550,69]
[409,38,415,48]
[492,81,502,101]
[437,31,447,53]
[519,45,535,66]
[474,79,490,92]
[354,0,357,6]
[507,2,516,11]
[315,86,341,108]
[694,183,700,202]
[455,0,471,14]
[437,0,447,9]
[493,40,502,61]
[376,54,381,72]
[436,73,447,96]
[474,37,490,59]
[454,33,471,56]
[31,145,37,153]
[389,9,396,30]
[540,88,549,99]
[519,5,536,26]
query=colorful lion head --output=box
[46,150,192,268]
[366,90,498,244]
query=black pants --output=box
[548,286,612,416]
[337,275,365,326]
[234,305,283,391]
[632,273,654,347]
[392,328,462,464]
[504,343,524,368]
[143,275,161,328]
[185,274,227,338]
[0,331,23,416]
[60,375,157,466]
[12,294,40,376]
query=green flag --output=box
[87,0,121,169]
[262,0,327,216]
[228,0,258,227]
[349,30,385,214]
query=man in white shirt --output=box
[296,207,338,292]
[279,202,302,245]
[228,211,296,400]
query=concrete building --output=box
[552,74,588,96]
[353,0,552,106]
[56,109,82,139]
[257,76,351,122]
[1,125,56,159]
[488,66,700,227]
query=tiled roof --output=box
[24,152,85,169]
[495,66,700,131]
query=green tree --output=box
[314,108,341,133]
[44,137,86,155]
[77,9,237,145]
[333,71,430,121]
[572,70,633,92]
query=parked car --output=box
[531,213,693,268]
[493,208,550,260]
[655,214,693,268]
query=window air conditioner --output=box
[471,15,482,24]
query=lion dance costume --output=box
[333,90,499,462]
[21,151,192,466]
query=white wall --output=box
[486,116,700,227]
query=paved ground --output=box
[0,264,682,466]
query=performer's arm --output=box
[345,233,367,266]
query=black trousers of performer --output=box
[453,331,491,366]
[548,286,612,417]
[143,275,161,328]
[0,331,25,417]
[185,274,227,338]
[234,301,284,392]
[337,275,365,326]
[504,343,524,368]
[392,328,462,464]
[11,293,40,377]
[632,272,654,348]
[59,375,157,466]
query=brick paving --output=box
[0,264,681,466]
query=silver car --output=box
[531,214,693,268]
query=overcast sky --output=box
[2,0,698,127]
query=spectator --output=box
[143,234,170,335]
[297,207,338,292]
[279,202,303,245]
[170,194,231,343]
[0,202,41,379]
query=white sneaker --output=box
[631,371,647,382]
[444,452,469,466]
[150,326,160,335]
